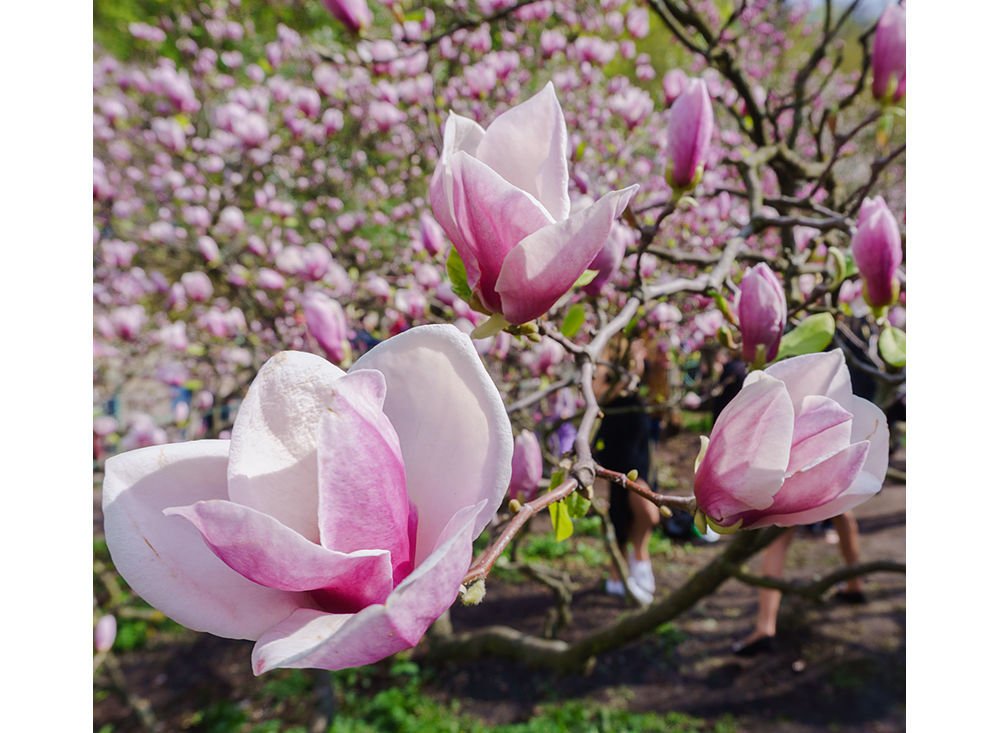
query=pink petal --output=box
[428,113,486,252]
[762,350,853,414]
[474,82,571,221]
[351,325,512,562]
[449,151,554,312]
[849,395,890,483]
[164,500,394,611]
[742,451,880,529]
[494,184,638,325]
[786,394,853,474]
[227,351,344,543]
[317,369,415,584]
[103,441,304,640]
[251,501,484,674]
[694,374,794,521]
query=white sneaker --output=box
[628,558,656,596]
[625,576,654,606]
[605,578,625,597]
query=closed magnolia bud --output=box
[872,3,905,104]
[95,614,117,653]
[322,0,373,34]
[303,291,350,364]
[851,197,902,309]
[665,79,713,191]
[737,263,787,366]
[509,429,543,502]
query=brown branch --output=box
[727,560,905,599]
[594,465,697,516]
[462,476,579,586]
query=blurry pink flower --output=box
[851,197,902,309]
[181,271,214,302]
[430,82,637,325]
[625,7,649,38]
[257,268,287,290]
[95,615,117,653]
[872,3,905,103]
[694,351,888,530]
[419,212,446,256]
[661,69,688,106]
[110,305,145,341]
[103,325,512,673]
[666,79,713,191]
[303,291,350,364]
[737,263,786,365]
[198,236,221,263]
[509,430,543,502]
[369,101,407,132]
[94,416,119,437]
[323,0,373,33]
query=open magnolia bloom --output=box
[694,351,889,530]
[103,325,512,674]
[429,81,638,326]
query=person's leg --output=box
[734,528,795,651]
[831,511,864,594]
[626,479,661,562]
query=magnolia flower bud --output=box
[851,197,902,309]
[509,430,543,502]
[303,291,350,365]
[737,263,787,366]
[95,615,117,653]
[322,0,373,34]
[665,79,713,192]
[872,3,905,104]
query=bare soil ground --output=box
[94,431,905,732]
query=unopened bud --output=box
[508,498,523,514]
[659,505,673,519]
[626,469,639,482]
[460,578,486,606]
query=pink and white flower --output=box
[429,82,638,325]
[103,325,512,674]
[693,351,888,530]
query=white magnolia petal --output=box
[103,441,305,640]
[764,351,853,414]
[744,469,883,529]
[227,350,344,542]
[351,325,512,562]
[849,394,890,483]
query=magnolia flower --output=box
[103,325,512,674]
[94,615,117,653]
[323,0,373,34]
[694,351,888,530]
[429,82,638,326]
[737,263,787,365]
[872,3,905,103]
[665,79,713,191]
[509,430,543,502]
[303,291,350,365]
[852,197,902,309]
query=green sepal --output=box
[693,508,708,536]
[776,313,836,360]
[878,326,906,367]
[561,303,587,338]
[705,515,742,535]
[573,269,599,288]
[446,247,472,301]
[548,500,574,542]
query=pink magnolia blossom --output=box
[323,0,373,34]
[94,615,117,653]
[103,325,513,674]
[851,197,902,309]
[694,351,888,530]
[181,271,214,302]
[872,3,905,103]
[583,221,631,296]
[509,430,543,502]
[661,69,688,106]
[737,263,787,365]
[665,79,713,191]
[303,291,350,365]
[429,82,637,325]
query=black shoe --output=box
[732,635,774,657]
[833,590,868,604]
